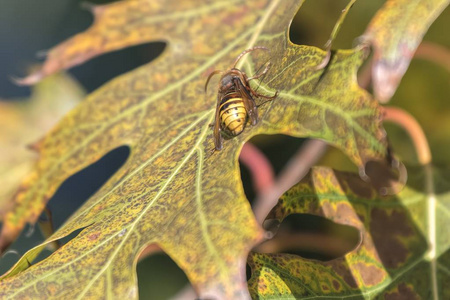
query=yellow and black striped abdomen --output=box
[219,97,247,136]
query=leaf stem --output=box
[316,0,357,69]
[326,0,357,50]
[383,106,431,165]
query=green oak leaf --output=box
[248,166,450,299]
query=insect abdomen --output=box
[219,97,247,136]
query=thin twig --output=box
[252,140,328,225]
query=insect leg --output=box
[213,94,224,150]
[243,67,278,101]
[214,126,224,150]
[253,89,279,100]
[256,98,276,108]
[248,61,271,81]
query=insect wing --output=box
[235,78,258,125]
[213,94,224,150]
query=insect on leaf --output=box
[0,0,388,298]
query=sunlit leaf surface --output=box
[0,0,388,298]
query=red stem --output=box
[415,41,450,72]
[239,142,275,194]
[383,106,431,165]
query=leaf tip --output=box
[35,49,49,59]
[80,1,103,15]
[10,72,44,86]
[80,1,96,12]
[372,58,409,103]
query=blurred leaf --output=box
[248,166,450,299]
[0,0,389,298]
[363,0,449,102]
[0,72,84,222]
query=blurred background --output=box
[0,0,448,298]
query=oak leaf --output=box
[0,0,388,298]
[248,166,450,299]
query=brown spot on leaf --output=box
[335,203,360,227]
[370,208,413,268]
[325,111,348,140]
[341,173,373,199]
[297,103,322,131]
[328,260,358,289]
[354,263,385,286]
[332,280,340,290]
[356,213,365,223]
[46,283,60,296]
[364,160,400,193]
[88,232,100,241]
[384,283,420,300]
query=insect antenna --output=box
[232,46,268,68]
